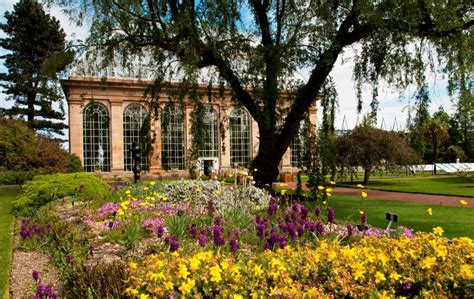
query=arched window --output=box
[123,103,149,171]
[161,104,185,170]
[290,120,307,168]
[230,108,250,166]
[83,102,110,172]
[199,107,219,158]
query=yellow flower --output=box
[375,271,386,284]
[318,185,325,191]
[196,187,202,193]
[279,183,288,187]
[330,181,336,185]
[125,190,131,195]
[164,281,174,290]
[116,208,125,217]
[254,168,258,172]
[376,291,392,299]
[281,190,287,195]
[427,208,432,216]
[433,226,444,236]
[421,256,437,269]
[149,181,155,186]
[189,257,201,271]
[256,204,261,211]
[139,293,149,299]
[460,199,468,205]
[234,295,243,299]
[357,184,364,188]
[179,278,196,295]
[143,186,149,191]
[178,264,190,279]
[361,191,368,198]
[459,264,474,280]
[129,261,138,270]
[253,264,263,276]
[326,188,333,193]
[389,272,401,281]
[215,189,222,195]
[326,193,332,197]
[210,265,222,282]
[359,210,364,215]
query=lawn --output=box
[304,194,474,239]
[342,175,474,197]
[0,186,19,299]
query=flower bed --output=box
[14,179,474,297]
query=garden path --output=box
[275,183,474,207]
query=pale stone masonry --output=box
[61,76,317,178]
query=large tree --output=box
[0,0,74,135]
[409,85,431,156]
[335,124,420,185]
[51,0,473,185]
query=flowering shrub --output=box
[126,233,474,297]
[162,179,271,215]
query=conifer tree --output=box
[0,0,74,135]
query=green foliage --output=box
[0,186,18,298]
[49,0,473,185]
[120,215,146,248]
[65,262,125,298]
[13,173,109,216]
[0,117,83,175]
[335,125,421,184]
[166,214,192,240]
[0,0,74,134]
[409,85,431,156]
[0,171,37,185]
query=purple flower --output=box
[403,282,413,290]
[328,208,335,224]
[198,232,208,247]
[208,199,216,216]
[143,218,164,236]
[214,216,223,226]
[32,270,39,281]
[66,255,73,265]
[347,224,354,236]
[263,242,271,250]
[287,223,297,240]
[229,237,240,253]
[267,199,279,217]
[398,226,414,239]
[279,237,287,249]
[190,224,198,238]
[315,206,321,217]
[361,212,368,225]
[166,235,180,251]
[316,222,325,234]
[212,225,225,247]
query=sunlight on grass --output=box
[0,186,19,298]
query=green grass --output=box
[304,194,474,239]
[350,175,474,197]
[0,186,19,299]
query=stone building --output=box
[61,76,317,178]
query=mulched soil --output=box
[274,183,474,207]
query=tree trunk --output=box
[363,167,370,185]
[252,132,288,187]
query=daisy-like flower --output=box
[361,191,368,198]
[460,199,468,206]
[427,208,432,216]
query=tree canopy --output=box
[335,124,420,184]
[50,0,473,184]
[0,0,74,135]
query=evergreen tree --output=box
[409,85,431,157]
[0,0,74,135]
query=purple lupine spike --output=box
[229,237,240,252]
[190,224,198,238]
[315,206,321,217]
[279,237,287,249]
[263,242,271,250]
[169,235,179,251]
[300,205,308,219]
[32,270,39,282]
[347,224,354,236]
[198,232,207,247]
[267,199,279,217]
[316,222,325,234]
[361,212,368,225]
[214,216,223,226]
[287,223,297,240]
[328,208,335,224]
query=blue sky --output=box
[1,1,456,135]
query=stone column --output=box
[109,101,124,172]
[149,104,162,172]
[220,105,231,171]
[68,100,83,165]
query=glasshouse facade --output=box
[62,76,317,178]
